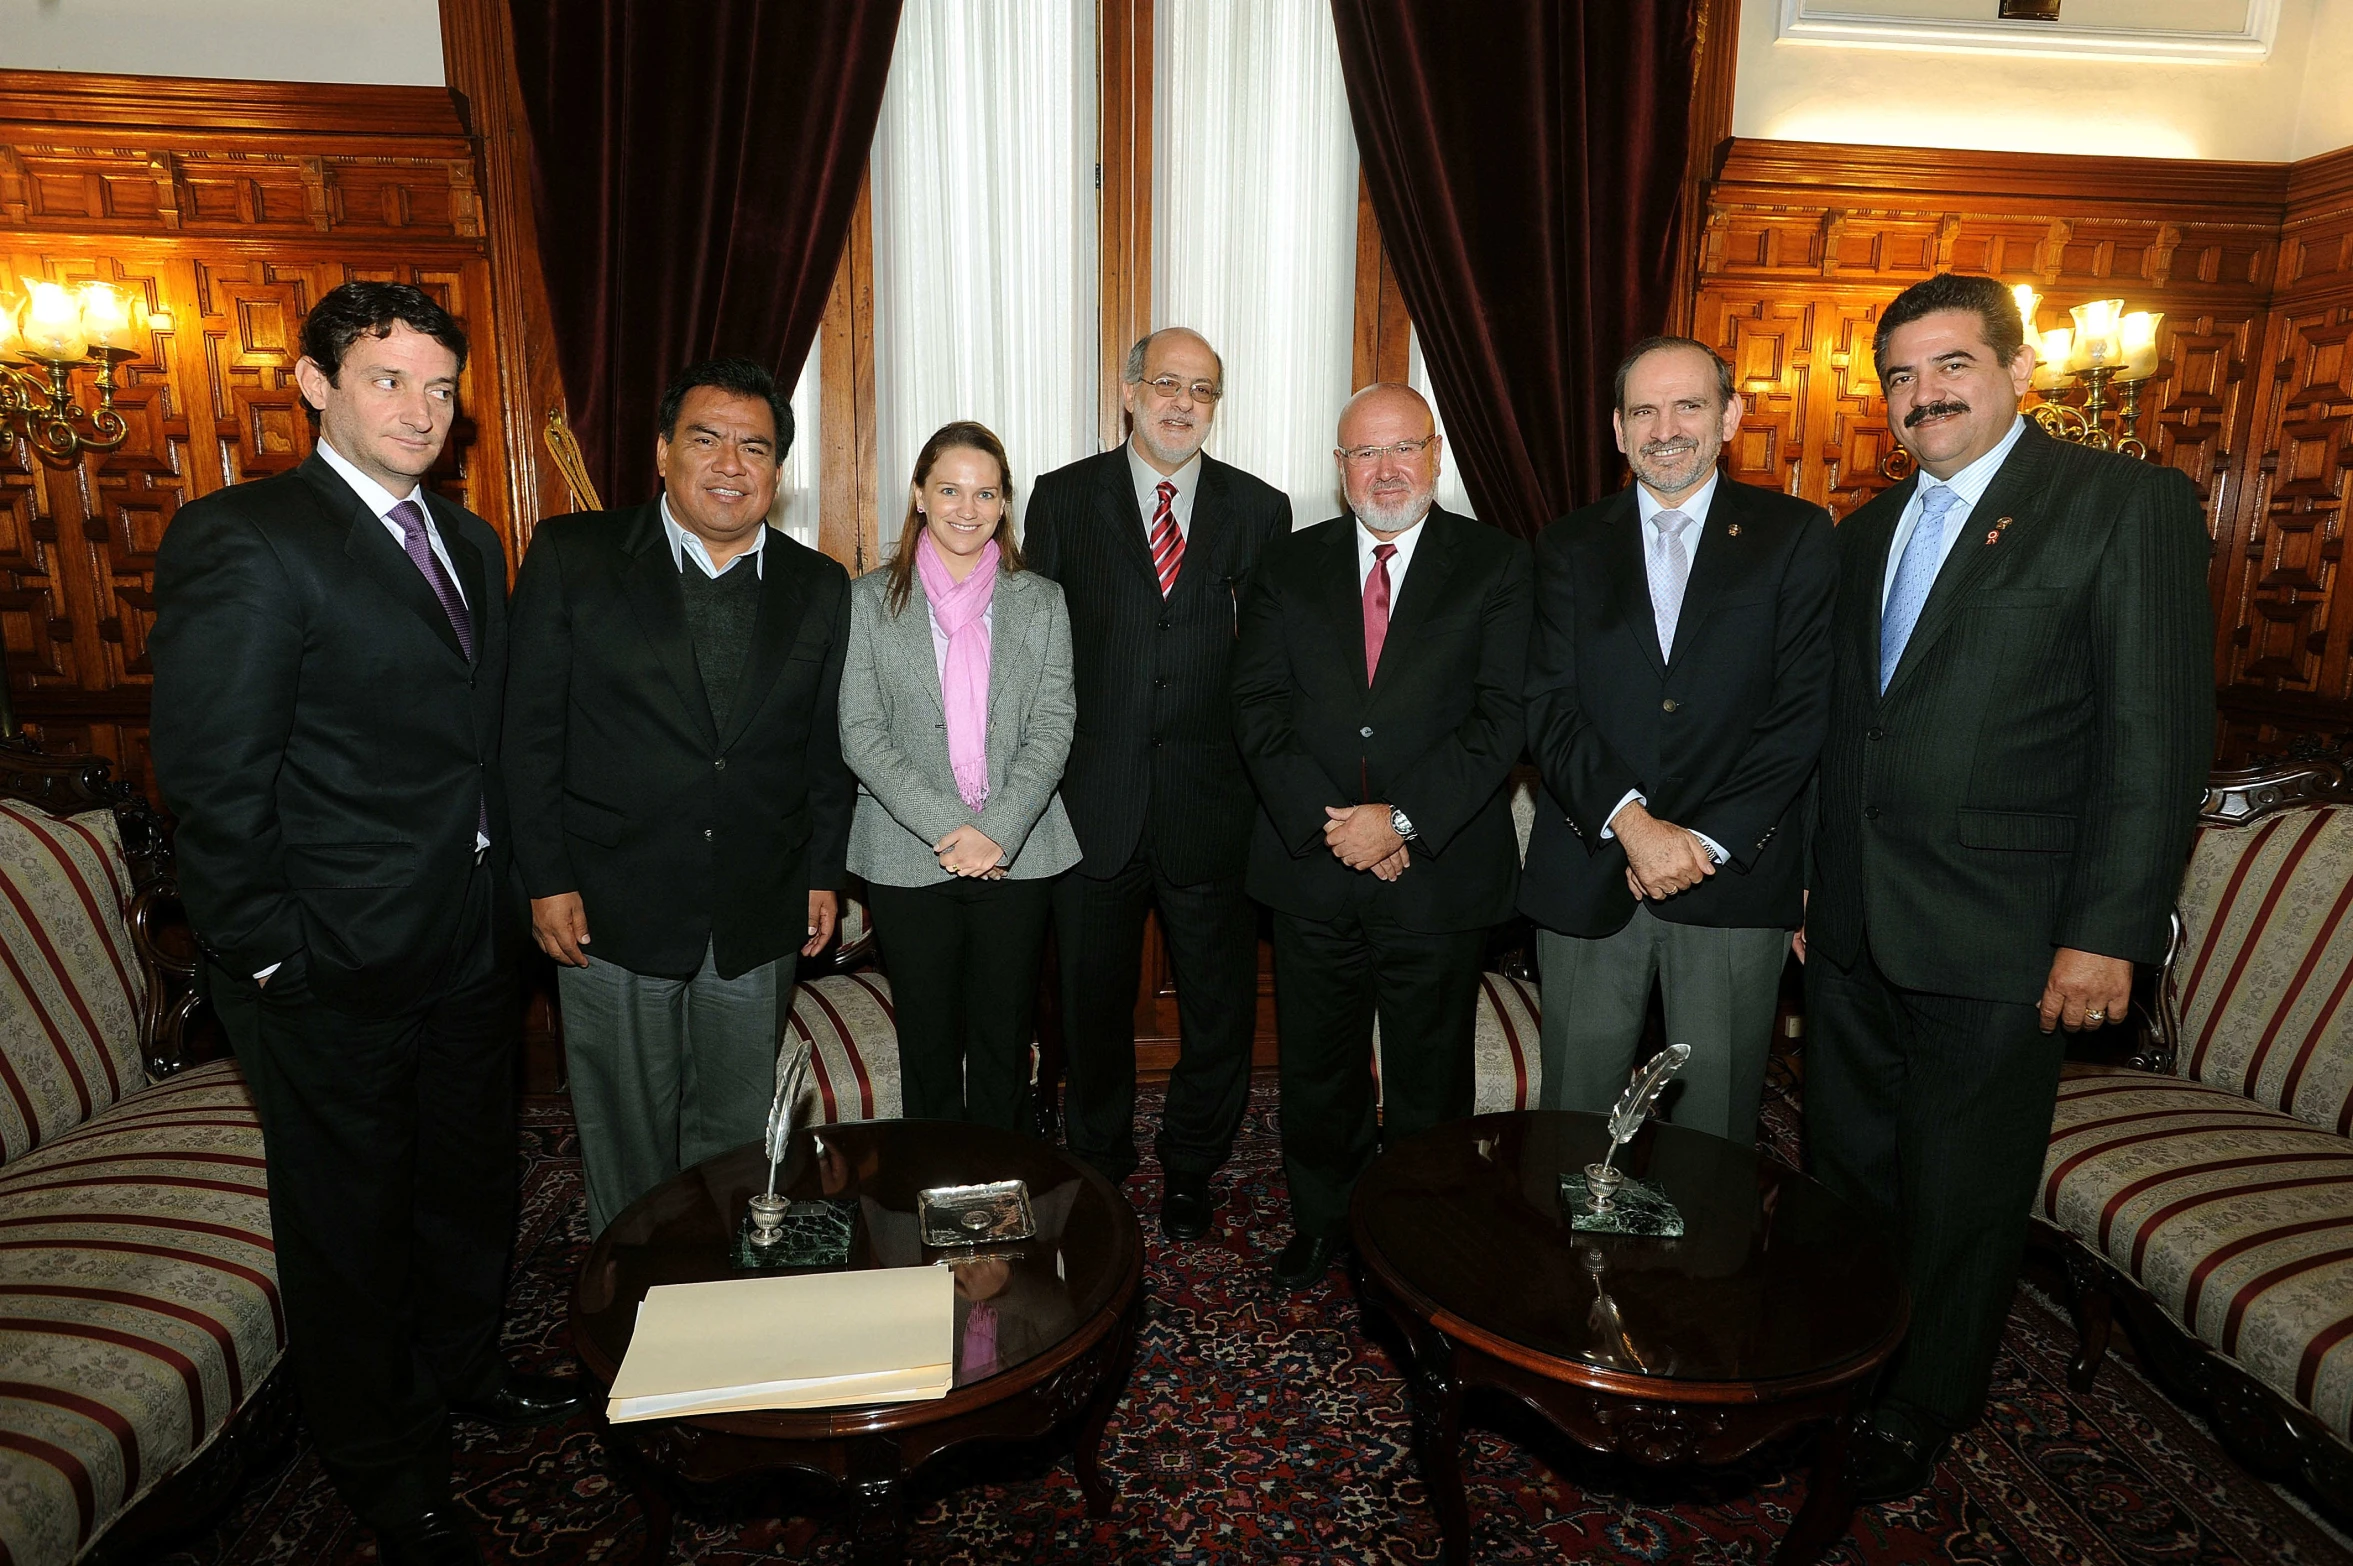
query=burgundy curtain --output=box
[510,1,901,507]
[1331,1,1699,538]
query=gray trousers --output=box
[1536,905,1789,1146]
[557,942,794,1235]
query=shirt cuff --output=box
[1600,789,1645,841]
[1690,830,1729,866]
[253,961,282,982]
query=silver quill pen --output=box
[1597,1042,1689,1180]
[761,1041,814,1201]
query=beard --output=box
[1351,476,1437,534]
[1627,436,1715,496]
[1135,412,1207,468]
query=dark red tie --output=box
[1149,480,1184,596]
[1363,542,1397,681]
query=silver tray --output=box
[916,1179,1036,1247]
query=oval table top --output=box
[1351,1111,1908,1400]
[570,1118,1143,1440]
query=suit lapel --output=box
[1883,426,2054,703]
[985,573,1034,730]
[1323,519,1372,692]
[1171,458,1230,602]
[1371,508,1460,702]
[1601,491,1666,677]
[899,574,948,717]
[1665,479,1749,673]
[310,459,470,667]
[716,531,806,749]
[619,504,721,750]
[1850,475,1914,690]
[1097,451,1164,592]
[425,497,488,665]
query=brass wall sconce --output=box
[2015,286,2156,460]
[0,279,147,464]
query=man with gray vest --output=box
[504,357,852,1235]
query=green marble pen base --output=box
[733,1197,857,1269]
[1563,1174,1685,1237]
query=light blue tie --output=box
[1879,484,1964,694]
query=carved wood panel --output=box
[2226,306,2351,699]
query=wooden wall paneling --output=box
[1350,172,1412,391]
[1666,0,1743,334]
[818,174,880,575]
[1098,0,1153,449]
[0,73,512,797]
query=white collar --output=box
[316,436,427,523]
[1634,469,1720,531]
[661,496,767,579]
[1918,414,2030,511]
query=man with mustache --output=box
[1025,329,1289,1239]
[503,357,852,1236]
[1807,273,2210,1499]
[1232,384,1531,1289]
[1522,337,1834,1146]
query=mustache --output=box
[1904,399,1970,428]
[1639,438,1699,460]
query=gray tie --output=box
[1649,508,1694,659]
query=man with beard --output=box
[1025,329,1290,1238]
[1807,273,2210,1499]
[1521,336,1834,1146]
[1232,383,1531,1290]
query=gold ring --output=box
[2085,1008,2107,1023]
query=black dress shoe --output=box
[1846,1408,1948,1503]
[376,1509,484,1566]
[1270,1232,1343,1291]
[1160,1171,1215,1241]
[449,1368,591,1430]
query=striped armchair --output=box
[0,740,289,1566]
[2037,756,2353,1530]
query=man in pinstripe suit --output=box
[1025,328,1292,1239]
[1805,272,2213,1500]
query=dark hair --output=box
[886,421,1024,615]
[656,357,794,455]
[1614,336,1735,411]
[1872,273,2026,369]
[298,281,468,381]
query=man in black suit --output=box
[1806,273,2211,1498]
[1233,383,1532,1290]
[150,282,583,1566]
[1523,337,1834,1146]
[1025,327,1290,1238]
[503,358,851,1236]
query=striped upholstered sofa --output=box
[0,740,288,1566]
[2038,756,2353,1528]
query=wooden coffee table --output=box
[570,1119,1143,1565]
[1350,1111,1908,1566]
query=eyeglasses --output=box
[1336,436,1438,465]
[1140,375,1222,402]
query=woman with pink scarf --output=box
[839,422,1081,1132]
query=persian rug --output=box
[153,1062,2350,1565]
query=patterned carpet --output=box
[152,1067,2352,1566]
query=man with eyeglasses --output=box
[1232,383,1531,1290]
[1025,328,1291,1240]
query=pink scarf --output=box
[916,530,999,811]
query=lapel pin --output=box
[1985,516,2012,546]
[1726,523,1740,537]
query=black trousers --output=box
[868,876,1054,1134]
[1804,940,2064,1433]
[1271,902,1484,1241]
[210,859,516,1530]
[1052,845,1258,1184]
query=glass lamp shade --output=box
[2012,283,2041,338]
[2068,298,2125,371]
[78,282,138,352]
[0,287,21,359]
[2120,311,2163,381]
[21,280,89,361]
[2032,328,2073,391]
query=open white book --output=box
[607,1267,956,1423]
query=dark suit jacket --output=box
[1232,506,1532,933]
[501,504,852,981]
[1024,446,1291,882]
[149,452,510,1016]
[1521,477,1836,937]
[1810,422,2213,1003]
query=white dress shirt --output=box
[318,436,466,607]
[1355,508,1430,593]
[661,496,767,578]
[1602,476,1727,864]
[1128,442,1204,542]
[1881,414,2028,608]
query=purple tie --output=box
[388,498,487,843]
[388,498,474,660]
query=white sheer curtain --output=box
[1153,0,1358,527]
[769,340,822,549]
[871,0,1098,550]
[1407,326,1477,519]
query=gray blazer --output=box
[840,563,1082,885]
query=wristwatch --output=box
[1389,805,1418,842]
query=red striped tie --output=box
[1149,479,1184,596]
